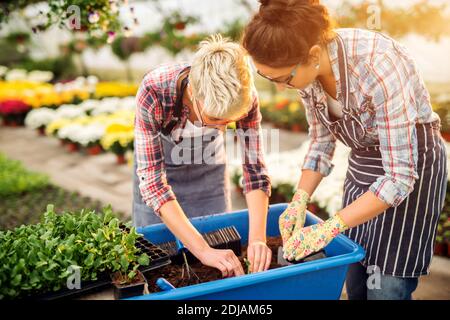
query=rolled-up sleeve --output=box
[301,94,337,177]
[236,91,271,197]
[134,83,176,214]
[364,53,419,207]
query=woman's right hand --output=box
[196,247,245,277]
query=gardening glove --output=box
[283,213,349,261]
[279,189,310,245]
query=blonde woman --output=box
[133,35,272,277]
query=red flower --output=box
[0,100,31,115]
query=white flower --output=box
[71,124,105,146]
[55,104,86,119]
[5,69,27,81]
[27,70,54,83]
[118,96,136,111]
[25,108,57,129]
[79,99,100,113]
[57,124,85,141]
[91,97,120,116]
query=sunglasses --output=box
[256,63,300,89]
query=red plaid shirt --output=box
[301,28,440,207]
[135,63,271,214]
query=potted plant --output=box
[434,224,446,256]
[444,218,450,257]
[111,268,148,300]
[110,227,151,299]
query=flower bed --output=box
[260,95,309,132]
[25,97,136,163]
[230,140,351,219]
[0,67,138,128]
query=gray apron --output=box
[304,34,447,278]
[132,129,231,227]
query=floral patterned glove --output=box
[283,213,349,261]
[278,189,310,245]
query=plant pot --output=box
[87,144,103,156]
[66,142,79,153]
[37,127,46,136]
[442,131,450,143]
[111,270,148,300]
[447,242,450,257]
[290,124,303,132]
[116,153,126,165]
[434,242,447,256]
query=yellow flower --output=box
[94,82,138,99]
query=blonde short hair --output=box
[189,34,253,120]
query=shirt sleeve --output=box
[236,90,271,197]
[301,92,337,177]
[364,52,419,207]
[134,82,176,215]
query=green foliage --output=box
[0,205,150,299]
[0,153,50,197]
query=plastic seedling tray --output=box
[158,226,241,265]
[30,226,171,300]
[119,225,172,275]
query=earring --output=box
[315,64,320,70]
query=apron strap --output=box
[335,34,351,115]
[161,75,189,136]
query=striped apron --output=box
[311,35,448,277]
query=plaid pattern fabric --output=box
[300,28,440,207]
[135,63,271,214]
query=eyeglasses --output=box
[257,63,300,89]
[189,87,248,130]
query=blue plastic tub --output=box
[129,203,365,300]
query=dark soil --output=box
[145,236,284,293]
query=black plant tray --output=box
[158,226,242,265]
[29,226,171,300]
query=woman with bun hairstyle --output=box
[134,34,273,277]
[243,0,447,300]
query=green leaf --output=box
[119,255,129,271]
[127,271,136,280]
[137,253,150,266]
[84,253,94,267]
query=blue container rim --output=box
[128,203,365,300]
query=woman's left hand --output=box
[283,213,349,261]
[246,240,272,273]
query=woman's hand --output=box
[283,213,349,261]
[196,247,245,278]
[247,240,272,273]
[279,189,310,244]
